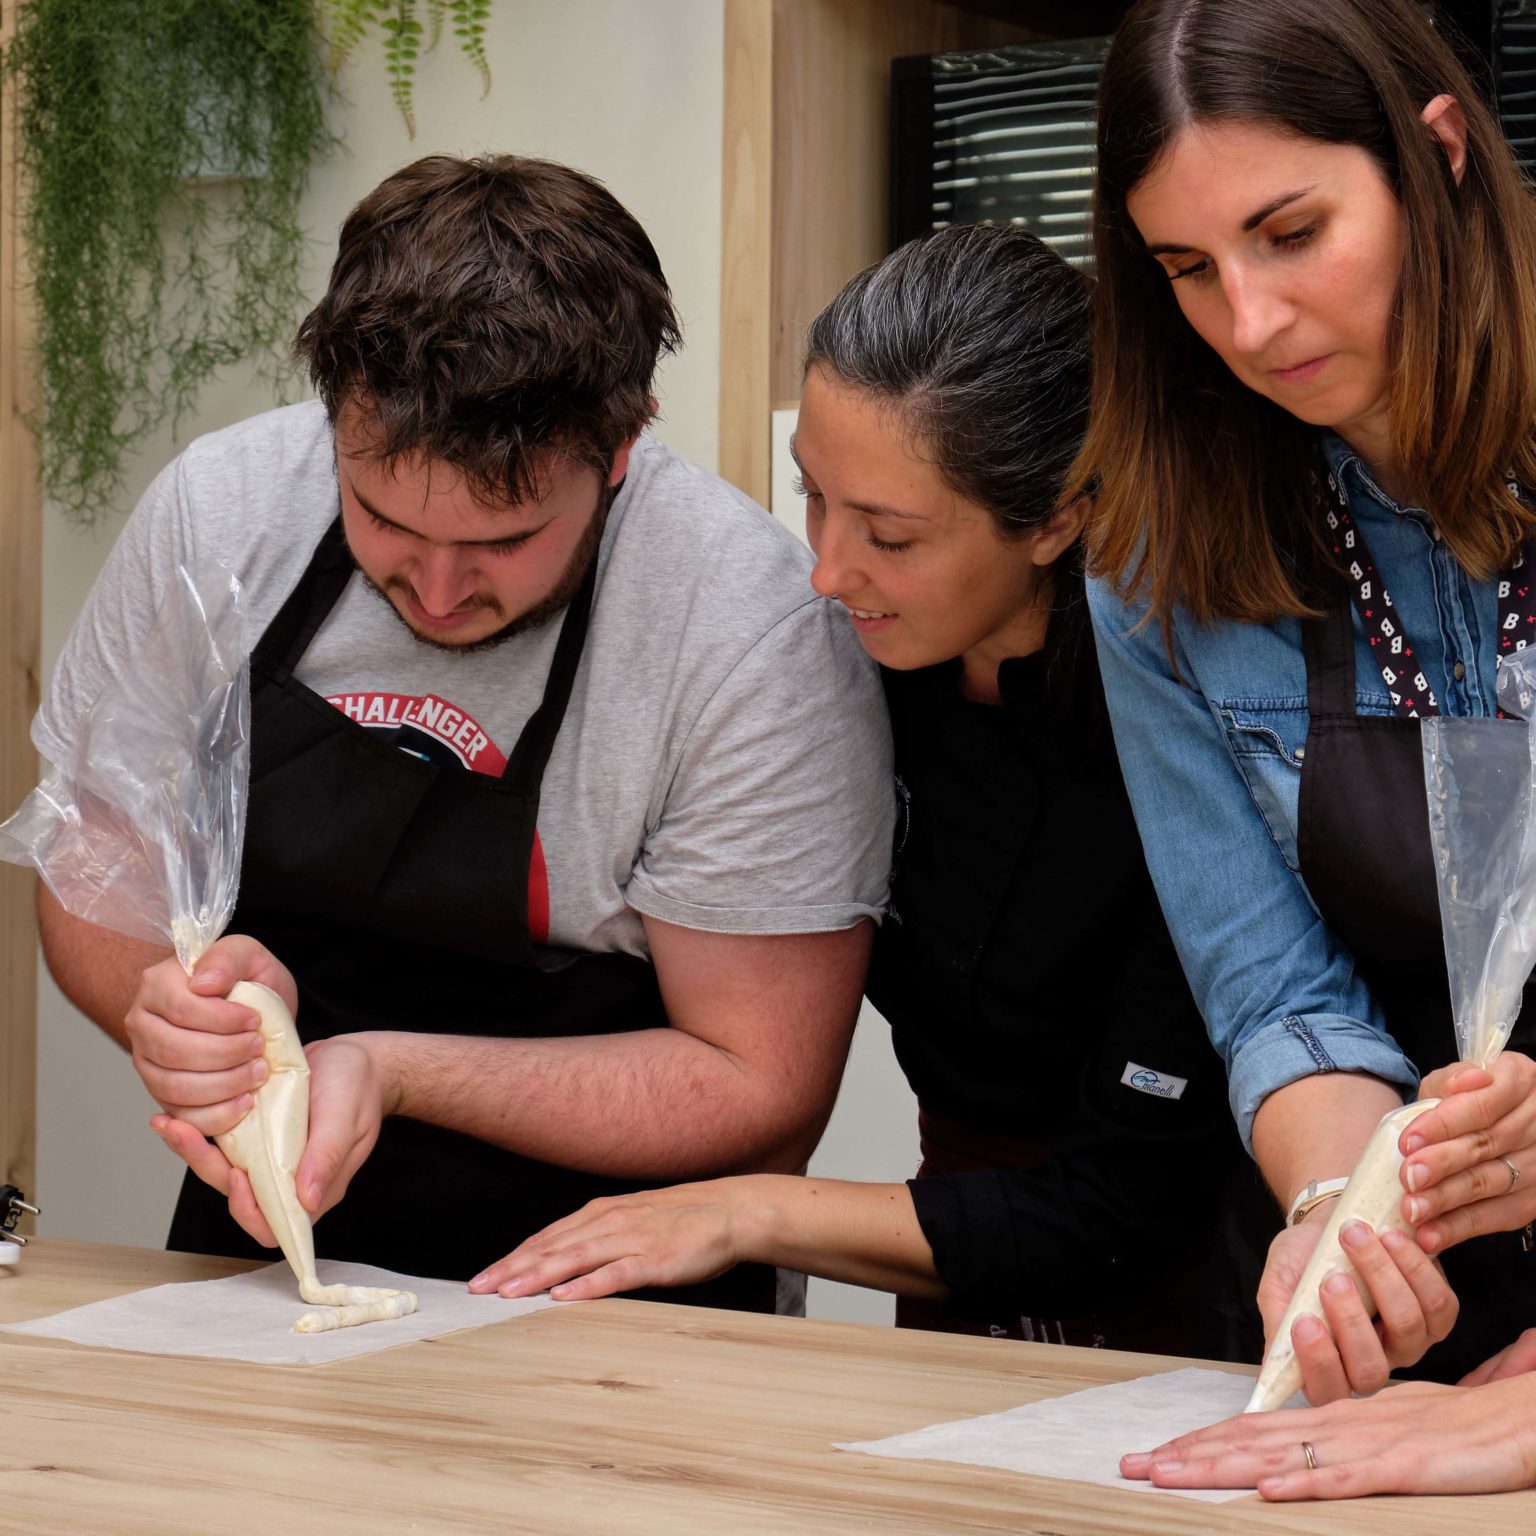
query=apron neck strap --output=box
[252,516,354,680]
[501,547,598,790]
[1302,591,1359,720]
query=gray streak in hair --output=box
[802,223,1091,542]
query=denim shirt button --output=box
[1295,744,1305,760]
[1453,660,1467,682]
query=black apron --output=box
[1296,591,1536,1380]
[168,518,776,1312]
[877,661,1258,1361]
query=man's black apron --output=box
[168,518,776,1311]
[1296,590,1536,1380]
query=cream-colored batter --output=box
[1245,1097,1440,1412]
[217,981,417,1332]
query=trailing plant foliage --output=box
[319,1,491,137]
[3,1,333,524]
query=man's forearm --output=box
[365,1026,836,1181]
[1251,1071,1406,1211]
[37,884,170,1049]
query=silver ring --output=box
[1502,1156,1521,1193]
[1301,1440,1318,1471]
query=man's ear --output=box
[607,401,660,486]
[1030,493,1091,568]
[608,433,642,487]
[1421,92,1468,185]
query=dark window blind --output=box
[1496,1,1536,169]
[891,38,1109,266]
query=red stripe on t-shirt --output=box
[527,829,550,945]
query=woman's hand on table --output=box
[1119,1373,1536,1499]
[1400,1054,1536,1254]
[1257,1210,1458,1404]
[469,1179,760,1299]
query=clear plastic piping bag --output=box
[0,557,249,972]
[1422,647,1536,1068]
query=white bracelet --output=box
[1285,1177,1350,1227]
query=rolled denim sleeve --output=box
[1086,579,1419,1152]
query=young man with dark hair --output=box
[36,155,891,1312]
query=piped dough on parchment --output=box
[216,981,416,1332]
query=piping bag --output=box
[1245,647,1536,1411]
[0,556,412,1331]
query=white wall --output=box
[33,0,918,1327]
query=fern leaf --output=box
[425,0,447,52]
[382,0,420,136]
[318,0,377,73]
[447,0,491,95]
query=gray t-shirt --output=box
[36,400,893,958]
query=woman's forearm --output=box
[734,1175,947,1299]
[475,1173,949,1302]
[1252,1072,1407,1211]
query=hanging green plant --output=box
[2,1,334,525]
[319,1,491,138]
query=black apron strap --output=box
[1301,592,1357,722]
[500,546,598,790]
[251,516,354,680]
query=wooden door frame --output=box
[719,0,775,507]
[1,0,42,1218]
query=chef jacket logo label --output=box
[1121,1062,1188,1100]
[325,691,508,776]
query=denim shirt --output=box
[1087,434,1501,1151]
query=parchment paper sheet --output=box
[1,1260,564,1365]
[841,1365,1300,1505]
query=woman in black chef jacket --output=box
[465,223,1450,1366]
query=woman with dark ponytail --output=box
[471,223,1250,1360]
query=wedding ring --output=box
[1301,1441,1318,1471]
[1502,1156,1522,1193]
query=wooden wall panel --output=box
[769,1,1037,404]
[719,0,776,505]
[720,0,1038,500]
[0,0,41,1215]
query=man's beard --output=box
[354,487,611,655]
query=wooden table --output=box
[2,1240,1532,1534]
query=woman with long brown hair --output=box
[1081,0,1536,1440]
